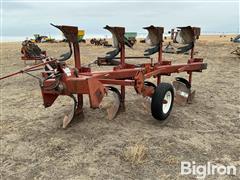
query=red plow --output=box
[0,24,207,128]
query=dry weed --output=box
[123,143,147,164]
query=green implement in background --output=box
[124,32,137,39]
[77,30,85,42]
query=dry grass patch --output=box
[123,143,148,164]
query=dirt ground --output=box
[0,35,239,179]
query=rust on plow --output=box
[0,24,207,127]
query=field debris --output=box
[123,143,148,164]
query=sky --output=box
[1,0,239,41]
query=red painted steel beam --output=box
[144,62,207,78]
[99,79,135,86]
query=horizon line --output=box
[1,32,238,42]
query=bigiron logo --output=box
[180,161,237,178]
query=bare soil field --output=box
[0,35,239,179]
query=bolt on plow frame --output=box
[0,24,207,128]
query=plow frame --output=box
[41,25,207,116]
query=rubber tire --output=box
[151,83,174,121]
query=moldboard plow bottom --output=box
[0,24,207,128]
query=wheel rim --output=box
[162,91,172,114]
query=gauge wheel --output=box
[151,83,174,120]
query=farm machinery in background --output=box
[90,32,137,47]
[230,34,240,43]
[77,30,86,43]
[21,33,56,63]
[124,32,137,45]
[21,40,47,64]
[21,29,86,64]
[0,24,207,128]
[230,35,240,56]
[31,34,56,43]
[33,34,47,43]
[90,38,111,47]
